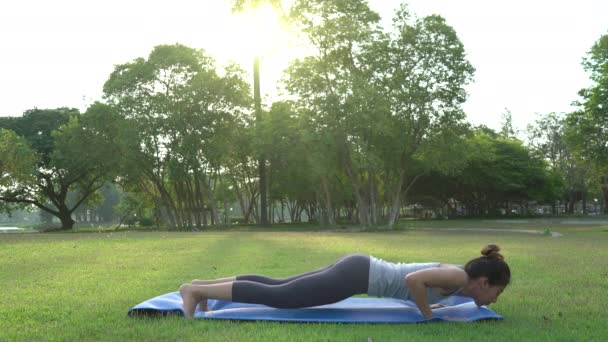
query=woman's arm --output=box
[404,267,468,319]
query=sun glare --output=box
[205,3,307,98]
[231,4,284,56]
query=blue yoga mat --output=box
[128,292,503,323]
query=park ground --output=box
[1,218,607,341]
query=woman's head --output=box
[465,244,511,286]
[464,244,511,306]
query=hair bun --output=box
[481,244,504,260]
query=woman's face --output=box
[474,283,505,306]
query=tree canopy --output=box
[0,107,126,228]
[3,4,604,229]
[565,33,608,212]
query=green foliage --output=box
[285,0,474,226]
[566,33,608,165]
[527,112,589,210]
[262,102,312,201]
[499,109,516,138]
[564,32,608,212]
[70,182,123,223]
[411,129,559,215]
[114,190,156,227]
[103,43,252,229]
[0,129,38,187]
[52,104,125,184]
[0,106,127,228]
[7,5,589,227]
[461,132,553,207]
[0,108,75,164]
[0,129,39,214]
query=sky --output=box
[0,0,607,133]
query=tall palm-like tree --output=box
[230,0,285,226]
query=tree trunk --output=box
[58,205,75,229]
[193,171,204,229]
[154,178,178,229]
[233,179,249,224]
[224,200,231,226]
[387,170,406,228]
[204,176,221,226]
[317,192,327,226]
[369,175,378,226]
[254,55,268,226]
[582,191,587,214]
[601,176,608,214]
[388,171,424,228]
[343,150,370,226]
[320,176,336,226]
[286,199,296,222]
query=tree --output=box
[285,1,474,227]
[565,33,608,212]
[71,182,122,223]
[0,106,126,229]
[499,108,516,138]
[454,131,555,216]
[0,129,38,215]
[527,112,588,214]
[379,7,474,226]
[261,101,329,224]
[103,44,251,229]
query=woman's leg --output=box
[189,276,237,311]
[180,253,370,318]
[191,276,236,285]
[235,254,353,285]
[190,269,329,287]
[191,253,353,286]
[187,255,352,312]
[234,253,370,308]
[180,282,233,318]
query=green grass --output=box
[1,222,607,341]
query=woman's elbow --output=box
[404,273,417,287]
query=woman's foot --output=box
[180,284,203,318]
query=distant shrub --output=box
[138,217,155,227]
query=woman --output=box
[179,244,510,318]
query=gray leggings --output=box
[232,253,370,308]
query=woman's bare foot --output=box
[180,284,203,318]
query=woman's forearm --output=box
[405,278,433,318]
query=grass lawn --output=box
[1,220,607,341]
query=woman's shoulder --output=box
[432,264,469,285]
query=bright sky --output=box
[1,0,606,132]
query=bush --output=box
[138,217,155,227]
